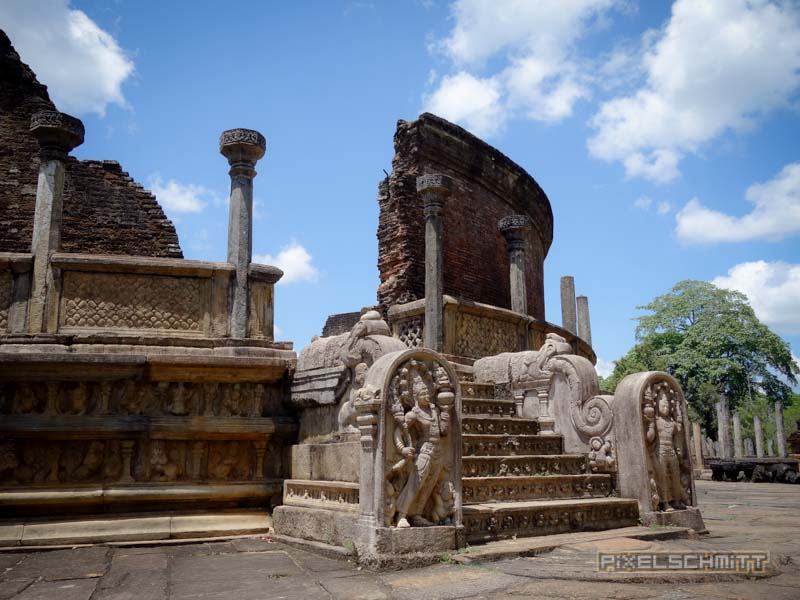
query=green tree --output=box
[604,280,798,433]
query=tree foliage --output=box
[604,280,798,432]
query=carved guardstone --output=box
[613,372,705,531]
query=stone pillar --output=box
[219,128,266,338]
[716,396,733,459]
[692,422,704,467]
[560,276,577,335]
[754,414,764,458]
[498,215,529,315]
[775,400,787,457]
[576,295,592,346]
[417,174,453,352]
[732,411,743,458]
[27,111,84,333]
[767,438,774,457]
[745,438,755,456]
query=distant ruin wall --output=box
[0,30,182,258]
[376,113,553,319]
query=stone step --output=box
[462,434,562,456]
[462,474,613,504]
[462,454,588,478]
[462,416,540,436]
[460,381,497,400]
[462,397,517,417]
[462,497,640,543]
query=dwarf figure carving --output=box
[644,387,688,511]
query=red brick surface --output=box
[0,30,182,258]
[377,113,553,319]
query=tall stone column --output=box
[219,128,266,338]
[576,295,592,346]
[560,276,576,335]
[498,215,529,315]
[775,400,787,457]
[715,397,732,459]
[732,411,743,458]
[27,111,84,333]
[417,174,453,352]
[754,414,764,458]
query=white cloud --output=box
[634,196,672,215]
[588,0,800,182]
[255,242,319,285]
[423,72,504,136]
[423,0,619,134]
[712,261,800,335]
[595,357,615,378]
[148,176,213,214]
[676,162,800,244]
[0,0,135,116]
[634,196,652,210]
[656,201,672,216]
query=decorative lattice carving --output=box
[455,312,518,358]
[396,316,423,348]
[60,272,206,332]
[0,270,11,332]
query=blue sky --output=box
[2,0,799,376]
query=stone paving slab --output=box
[0,480,796,599]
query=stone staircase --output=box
[459,381,640,544]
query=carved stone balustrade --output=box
[387,295,595,363]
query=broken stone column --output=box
[560,276,577,335]
[417,174,453,352]
[219,128,266,338]
[27,111,84,333]
[775,401,787,457]
[767,438,774,457]
[576,295,592,346]
[692,422,704,467]
[498,215,529,315]
[754,414,765,457]
[732,411,744,458]
[745,438,755,456]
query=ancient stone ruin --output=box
[0,30,704,564]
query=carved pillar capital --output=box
[30,111,84,162]
[219,128,266,178]
[498,214,529,252]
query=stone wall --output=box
[376,113,553,319]
[321,311,362,337]
[0,30,182,258]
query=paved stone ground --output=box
[1,480,797,599]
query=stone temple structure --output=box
[0,30,703,565]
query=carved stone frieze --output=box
[462,474,612,504]
[463,500,639,543]
[455,312,517,358]
[462,434,561,456]
[0,381,282,418]
[59,271,207,333]
[462,455,587,478]
[284,480,360,512]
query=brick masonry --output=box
[0,30,182,258]
[376,113,553,319]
